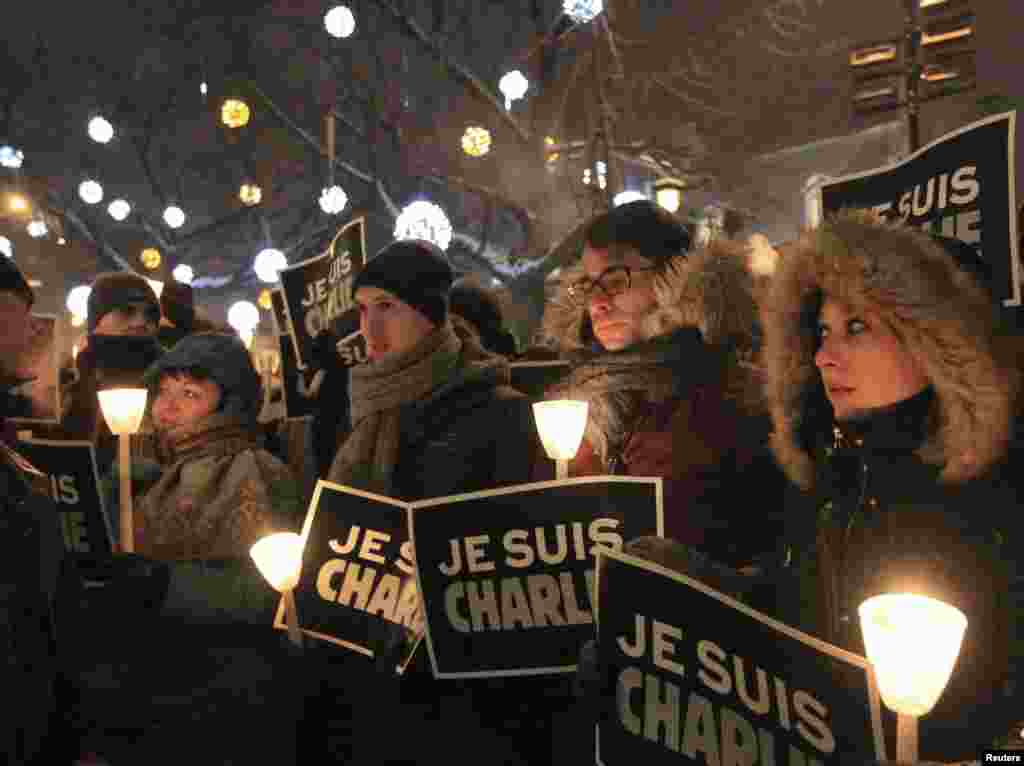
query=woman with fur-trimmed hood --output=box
[540,200,786,565]
[761,210,1021,759]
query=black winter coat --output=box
[0,441,66,764]
[778,388,1019,761]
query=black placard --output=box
[16,438,111,556]
[595,548,886,766]
[277,480,423,673]
[821,112,1019,307]
[409,477,663,679]
[279,217,366,369]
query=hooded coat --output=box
[540,238,786,565]
[760,212,1021,759]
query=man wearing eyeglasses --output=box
[541,200,785,565]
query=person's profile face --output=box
[578,244,658,351]
[355,286,435,362]
[0,292,33,380]
[814,298,930,421]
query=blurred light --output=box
[655,177,686,214]
[254,248,288,283]
[461,125,492,157]
[563,0,603,24]
[532,400,589,462]
[79,179,104,205]
[200,81,208,96]
[849,44,898,67]
[57,236,67,246]
[921,64,960,82]
[258,288,273,310]
[922,26,972,46]
[747,234,780,277]
[221,98,251,128]
[71,313,86,329]
[172,264,194,284]
[163,205,186,229]
[140,247,162,270]
[108,198,131,221]
[394,200,452,252]
[239,182,262,206]
[27,217,47,238]
[613,190,647,207]
[87,115,115,144]
[0,145,24,169]
[67,285,91,317]
[228,300,260,333]
[319,184,348,215]
[8,193,29,213]
[0,236,11,258]
[499,70,529,111]
[324,5,356,38]
[146,279,164,299]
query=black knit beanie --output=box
[351,239,454,326]
[88,272,161,332]
[584,199,691,266]
[0,256,34,307]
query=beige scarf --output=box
[327,320,463,494]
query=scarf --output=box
[328,318,486,495]
[549,327,714,462]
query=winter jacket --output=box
[0,437,66,764]
[541,240,788,566]
[761,213,1022,760]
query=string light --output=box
[172,264,194,284]
[319,185,348,215]
[67,285,91,317]
[27,217,47,238]
[239,182,262,206]
[8,193,29,213]
[563,0,603,24]
[227,301,260,334]
[461,126,492,157]
[78,179,104,204]
[498,70,529,111]
[254,248,288,283]
[220,99,251,129]
[324,5,356,38]
[140,248,162,270]
[108,198,131,221]
[0,236,11,258]
[87,115,115,144]
[258,288,273,310]
[394,200,453,252]
[0,145,24,169]
[163,205,186,229]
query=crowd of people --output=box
[4,199,1023,764]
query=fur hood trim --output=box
[760,210,1017,489]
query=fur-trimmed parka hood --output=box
[760,210,1019,489]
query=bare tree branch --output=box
[368,0,534,147]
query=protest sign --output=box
[821,111,1019,306]
[277,480,423,673]
[278,333,316,420]
[595,548,886,766]
[409,477,663,679]
[279,216,366,369]
[270,287,289,337]
[16,438,111,556]
[9,314,61,424]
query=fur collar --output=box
[760,213,1018,489]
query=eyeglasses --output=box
[566,265,657,306]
